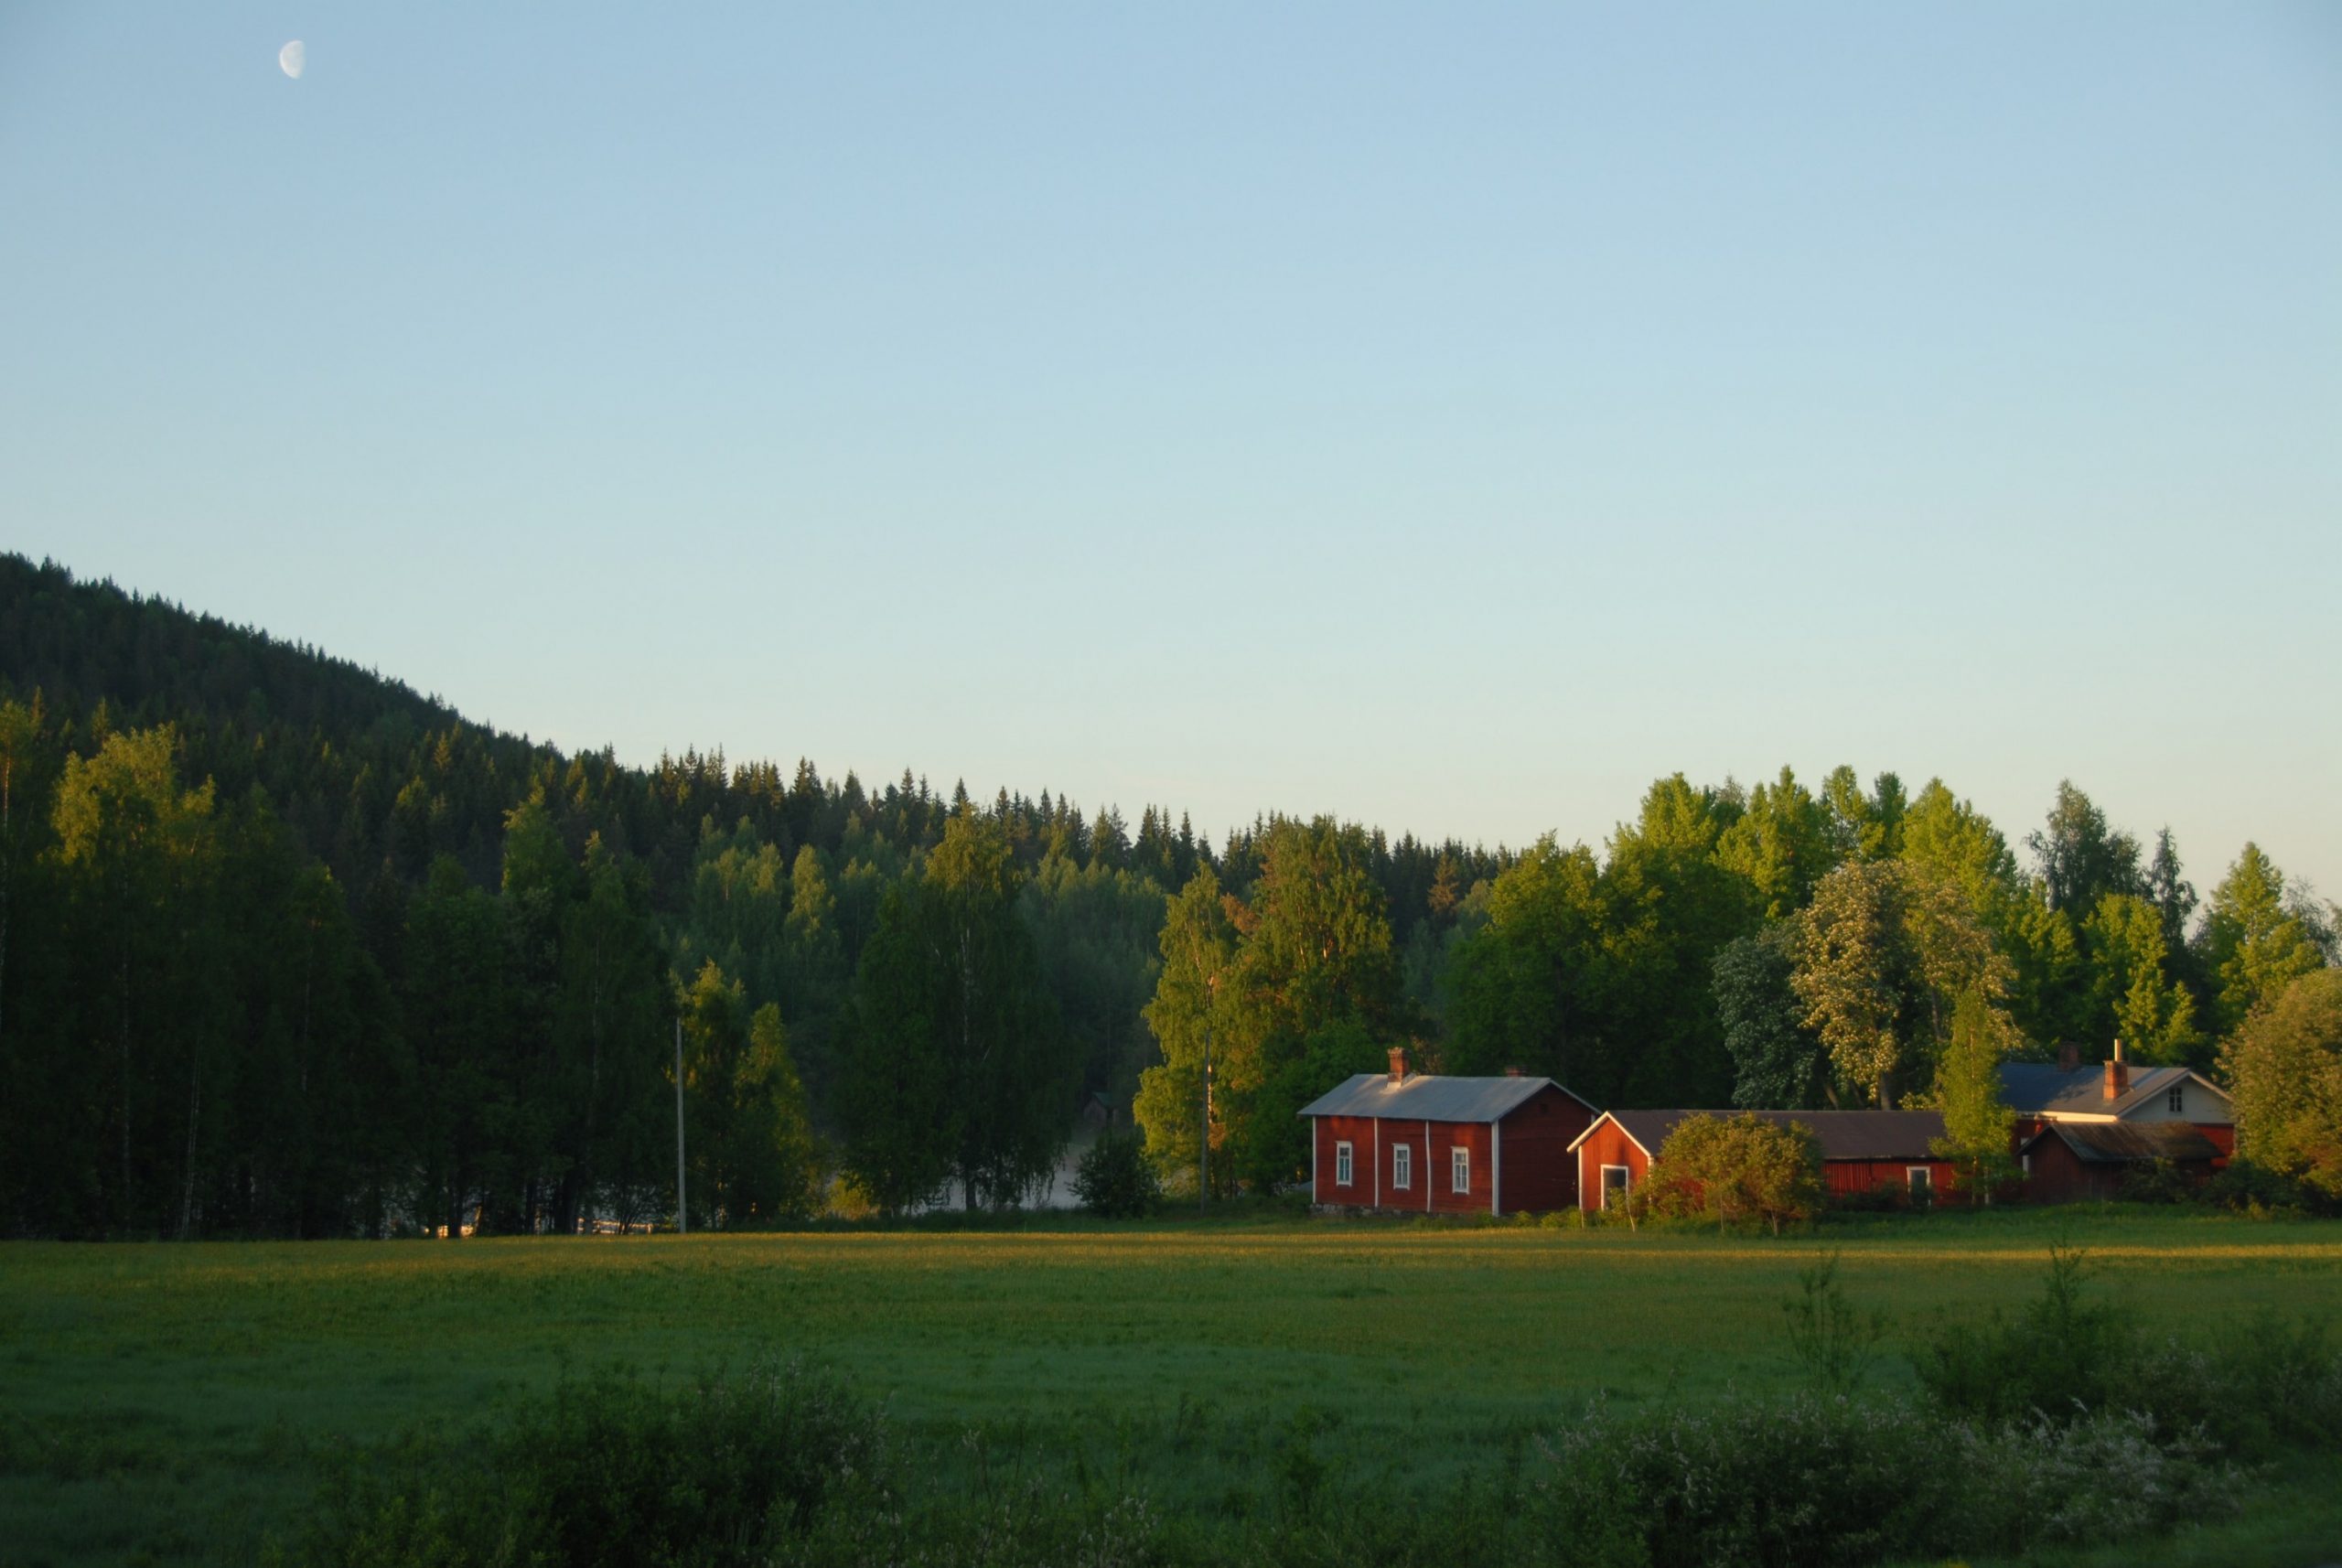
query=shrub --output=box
[2200,1157,2323,1215]
[1914,1241,2138,1425]
[1647,1112,1823,1234]
[1522,1393,2240,1568]
[2117,1157,2197,1205]
[1782,1252,1885,1397]
[291,1359,892,1567]
[1072,1128,1163,1219]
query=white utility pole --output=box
[674,1017,687,1236]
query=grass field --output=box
[5,1207,2340,1566]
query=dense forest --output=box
[0,553,2333,1237]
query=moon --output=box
[279,40,305,80]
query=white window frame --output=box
[1451,1145,1471,1194]
[2167,1084,2185,1113]
[1335,1141,1354,1187]
[1392,1143,1413,1191]
[1600,1164,1630,1208]
[1907,1165,1933,1197]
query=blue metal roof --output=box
[1997,1063,2228,1118]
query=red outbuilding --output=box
[1297,1048,1597,1216]
[2017,1120,2223,1203]
[1566,1109,1963,1212]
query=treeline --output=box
[1133,768,2340,1190]
[0,557,1496,1236]
[3,555,2335,1233]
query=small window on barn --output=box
[1451,1146,1470,1193]
[1392,1144,1413,1190]
[2168,1084,2185,1114]
[1601,1165,1629,1208]
[1335,1141,1353,1187]
[1907,1166,1932,1197]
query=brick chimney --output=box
[2057,1040,2079,1073]
[1387,1046,1409,1084]
[1504,1066,1524,1078]
[2103,1038,2128,1101]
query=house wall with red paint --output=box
[2024,1134,2122,1204]
[1307,1083,1590,1215]
[1573,1118,1651,1213]
[1498,1088,1593,1213]
[1824,1156,1963,1203]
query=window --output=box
[1601,1165,1630,1208]
[2168,1084,2185,1114]
[1334,1141,1353,1187]
[1451,1146,1471,1193]
[1907,1166,1933,1197]
[1392,1144,1413,1190]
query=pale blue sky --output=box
[4,5,2338,900]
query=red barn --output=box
[2018,1121,2223,1203]
[1296,1048,1596,1215]
[1567,1109,1962,1212]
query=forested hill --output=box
[0,554,1494,920]
[0,555,1506,1239]
[3,555,2332,1240]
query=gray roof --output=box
[2020,1120,2221,1165]
[1573,1108,1950,1162]
[1997,1063,2229,1119]
[1295,1072,1593,1123]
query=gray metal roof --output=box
[1295,1072,1591,1123]
[2020,1120,2221,1165]
[1570,1108,1950,1162]
[1997,1063,2229,1119]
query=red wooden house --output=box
[1296,1048,1597,1216]
[1566,1109,1961,1212]
[2001,1042,2234,1201]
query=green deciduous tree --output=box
[2218,970,2342,1201]
[403,856,512,1235]
[1595,776,1756,1106]
[1135,819,1405,1192]
[779,843,846,1101]
[1927,986,2019,1199]
[678,963,822,1226]
[550,837,671,1231]
[1444,836,1603,1084]
[840,815,1073,1212]
[1022,846,1167,1110]
[2026,781,2142,915]
[1713,925,1832,1109]
[1133,866,1241,1195]
[2081,893,2205,1067]
[2198,844,2330,1034]
[1715,767,1839,920]
[1821,767,1906,864]
[1791,860,2013,1108]
[51,725,221,1235]
[1898,779,2022,923]
[835,881,953,1215]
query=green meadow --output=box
[5,1208,2340,1567]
